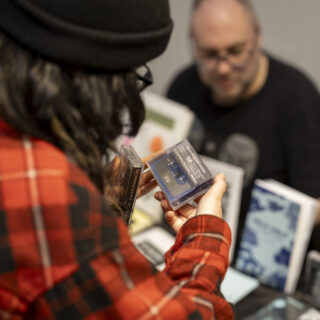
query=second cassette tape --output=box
[113,144,144,225]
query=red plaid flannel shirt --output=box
[0,120,234,319]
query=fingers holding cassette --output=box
[155,191,196,216]
[137,174,158,198]
[140,169,154,185]
[154,173,227,232]
[195,173,226,218]
[155,191,198,233]
[154,191,170,211]
[164,211,188,233]
[164,204,197,233]
[136,152,163,198]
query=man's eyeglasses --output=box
[194,35,257,73]
[134,64,153,92]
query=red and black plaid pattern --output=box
[0,121,234,319]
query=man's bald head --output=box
[190,0,264,106]
[192,0,260,34]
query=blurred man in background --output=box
[167,0,320,257]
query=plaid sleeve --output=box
[164,215,234,319]
[27,216,233,320]
[0,129,234,319]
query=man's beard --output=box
[204,57,261,107]
[210,76,252,106]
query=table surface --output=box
[234,285,320,319]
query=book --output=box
[264,180,318,294]
[235,179,318,294]
[201,156,244,262]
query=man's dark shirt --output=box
[167,54,320,255]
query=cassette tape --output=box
[147,139,214,210]
[114,145,144,225]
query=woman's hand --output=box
[154,173,227,233]
[136,169,157,198]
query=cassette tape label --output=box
[174,142,211,184]
[153,153,192,198]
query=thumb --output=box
[196,173,226,218]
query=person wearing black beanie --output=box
[0,1,234,319]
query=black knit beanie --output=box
[0,0,173,71]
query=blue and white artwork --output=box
[236,184,300,291]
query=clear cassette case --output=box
[147,139,214,210]
[114,145,144,224]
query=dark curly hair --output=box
[0,32,145,192]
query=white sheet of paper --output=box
[221,267,260,305]
[299,308,320,320]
